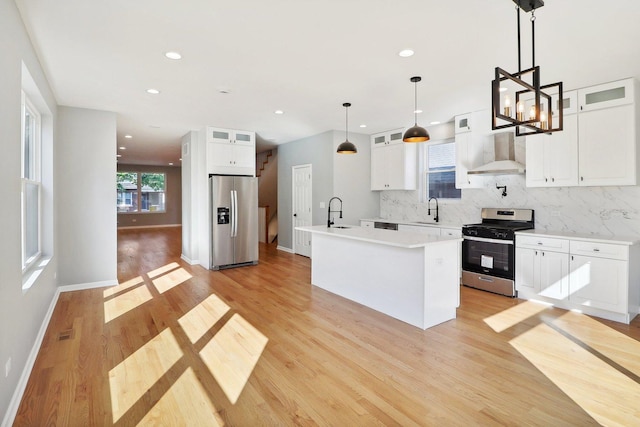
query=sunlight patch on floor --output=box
[109,328,183,422]
[483,300,551,333]
[553,311,640,378]
[104,276,144,298]
[104,284,153,323]
[199,313,269,404]
[178,294,231,344]
[152,267,193,294]
[510,322,640,426]
[137,367,224,426]
[147,262,180,279]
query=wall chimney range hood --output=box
[468,132,525,175]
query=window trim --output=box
[21,91,42,272]
[117,171,167,214]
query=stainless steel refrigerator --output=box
[209,175,258,270]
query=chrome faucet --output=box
[327,197,343,227]
[428,197,439,223]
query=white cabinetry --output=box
[525,91,579,187]
[206,127,256,176]
[525,78,638,188]
[577,79,637,186]
[454,111,487,189]
[569,241,629,313]
[370,129,417,190]
[516,236,570,299]
[516,232,640,323]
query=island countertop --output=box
[296,225,461,249]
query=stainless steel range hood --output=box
[468,132,525,175]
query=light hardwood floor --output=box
[13,227,640,426]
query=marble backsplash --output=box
[380,174,640,239]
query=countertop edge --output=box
[515,230,639,246]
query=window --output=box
[21,91,42,271]
[117,172,166,213]
[425,140,461,200]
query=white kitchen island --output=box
[297,225,462,330]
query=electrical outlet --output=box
[132,219,137,222]
[5,358,11,377]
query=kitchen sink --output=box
[415,221,435,224]
[332,226,351,229]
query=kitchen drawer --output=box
[441,227,462,238]
[570,241,628,260]
[516,235,569,253]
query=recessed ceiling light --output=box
[119,146,126,150]
[146,88,160,94]
[165,51,182,60]
[399,49,414,57]
[169,162,174,166]
[116,154,122,158]
[274,110,284,115]
[359,124,367,128]
[124,134,132,139]
[414,109,423,114]
[430,121,441,125]
[149,125,161,128]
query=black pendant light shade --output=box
[403,76,430,143]
[337,102,357,154]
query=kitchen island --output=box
[297,225,462,329]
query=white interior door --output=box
[292,164,312,257]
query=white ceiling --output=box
[15,0,640,166]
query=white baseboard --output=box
[117,224,182,230]
[181,254,199,265]
[1,279,117,427]
[277,245,294,254]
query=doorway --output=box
[292,164,312,257]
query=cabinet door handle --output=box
[537,242,543,245]
[551,177,555,182]
[581,177,584,181]
[593,248,600,252]
[545,178,548,182]
[571,255,574,261]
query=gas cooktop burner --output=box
[463,208,535,240]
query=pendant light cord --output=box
[414,81,418,125]
[516,5,521,73]
[345,105,349,139]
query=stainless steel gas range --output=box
[461,208,535,297]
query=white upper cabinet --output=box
[370,129,417,191]
[525,78,638,188]
[370,128,404,147]
[454,110,487,189]
[206,127,256,176]
[577,79,637,186]
[525,92,579,187]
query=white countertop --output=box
[360,218,462,229]
[297,225,461,249]
[515,229,639,246]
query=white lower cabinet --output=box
[516,232,639,323]
[569,254,627,313]
[516,237,570,299]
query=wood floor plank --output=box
[12,226,640,426]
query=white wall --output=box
[181,130,200,264]
[0,0,58,420]
[57,107,117,286]
[333,131,379,226]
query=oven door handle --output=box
[463,236,514,245]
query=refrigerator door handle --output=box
[230,190,236,237]
[233,190,239,237]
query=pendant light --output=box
[491,0,563,136]
[403,76,430,143]
[337,102,357,154]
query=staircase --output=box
[256,150,273,177]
